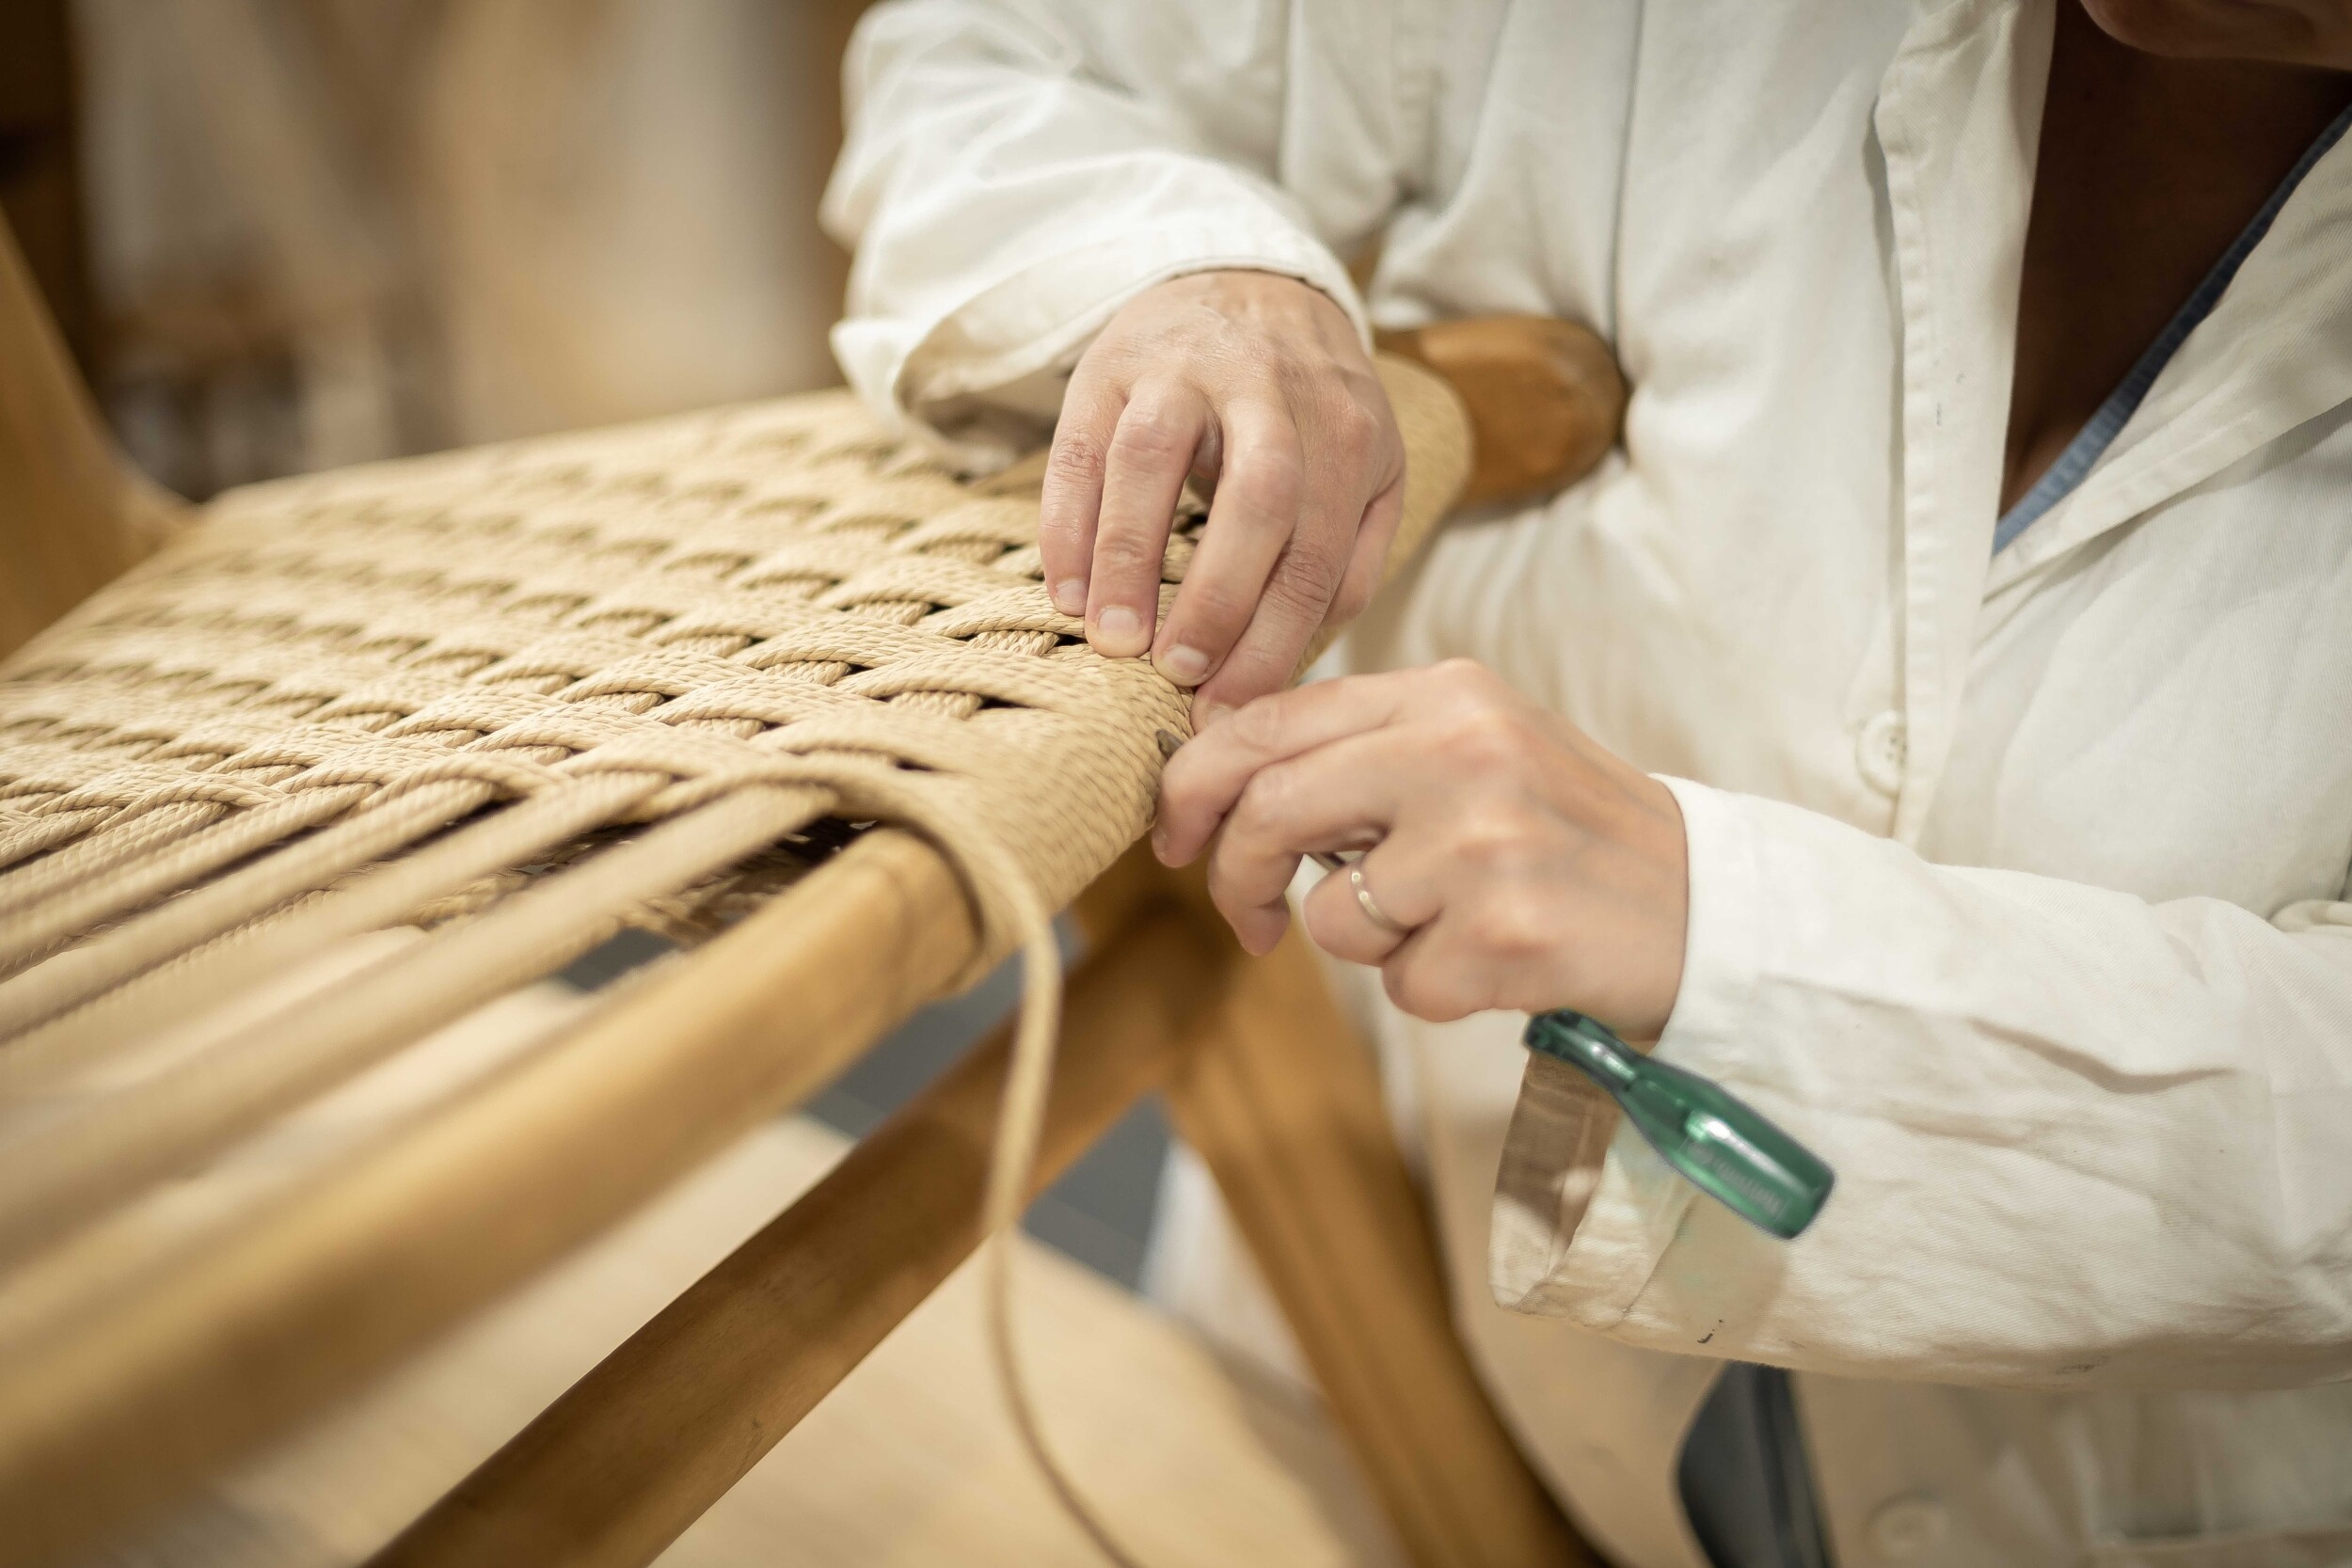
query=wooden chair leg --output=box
[368,904,1222,1568]
[0,830,984,1568]
[1162,911,1596,1568]
[347,843,1594,1568]
[11,826,1587,1567]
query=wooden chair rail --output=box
[0,830,976,1568]
[0,198,1618,1566]
[360,850,1592,1568]
[371,904,1222,1568]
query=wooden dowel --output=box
[1376,316,1625,509]
[372,904,1221,1568]
[1166,918,1595,1568]
[0,828,981,1568]
[0,783,819,1270]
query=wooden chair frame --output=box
[0,205,1618,1567]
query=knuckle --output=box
[1266,550,1347,618]
[1226,444,1305,516]
[1257,572,1331,628]
[1326,397,1382,460]
[1111,398,1197,462]
[1045,429,1107,489]
[1443,705,1532,770]
[1227,695,1289,754]
[1468,889,1550,962]
[1450,800,1533,866]
[1174,578,1254,639]
[1431,657,1501,698]
[1233,757,1304,830]
[1204,869,1253,928]
[1090,528,1164,577]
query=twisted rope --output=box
[0,361,1471,1562]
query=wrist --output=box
[1635,774,1692,1038]
[1138,266,1370,351]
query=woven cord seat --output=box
[0,191,1642,1566]
[0,356,1508,1561]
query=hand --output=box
[1042,270,1406,723]
[1153,660,1691,1037]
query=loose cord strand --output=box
[977,884,1150,1568]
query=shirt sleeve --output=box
[1491,775,2352,1391]
[821,0,1383,467]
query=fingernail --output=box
[1093,604,1147,656]
[1051,578,1086,614]
[1194,698,1232,730]
[1158,644,1209,685]
[1150,826,1169,861]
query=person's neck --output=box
[2001,4,2352,515]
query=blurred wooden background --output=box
[1,0,869,501]
[0,2,91,379]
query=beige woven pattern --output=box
[0,386,1202,1256]
[0,354,1467,1240]
[0,390,1175,980]
[0,359,1468,1563]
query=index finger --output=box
[1150,400,1298,689]
[1154,672,1413,865]
[1039,377,1122,614]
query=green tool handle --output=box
[1289,845,1833,1238]
[1521,1010,1834,1240]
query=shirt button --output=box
[1867,1494,1948,1560]
[1855,709,1907,797]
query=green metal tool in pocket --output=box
[1272,818,1836,1242]
[1521,1008,1834,1240]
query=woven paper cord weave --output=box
[0,392,1157,1263]
[0,360,1470,1568]
[0,391,1175,973]
[0,360,1467,1268]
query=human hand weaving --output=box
[1153,661,1688,1039]
[827,0,2352,1564]
[1044,269,1406,723]
[3,0,2351,1566]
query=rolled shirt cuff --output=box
[834,221,1366,469]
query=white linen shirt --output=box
[823,2,2352,1564]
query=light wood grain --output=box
[1377,315,1625,508]
[370,906,1221,1568]
[668,1125,1402,1568]
[1163,907,1596,1568]
[0,828,978,1568]
[89,1116,1403,1568]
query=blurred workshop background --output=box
[6,0,846,499]
[0,0,1202,1317]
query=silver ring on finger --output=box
[1349,862,1413,937]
